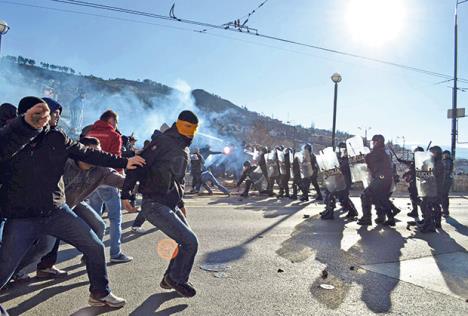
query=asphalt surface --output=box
[1,193,468,315]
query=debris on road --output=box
[350,266,355,271]
[214,272,228,278]
[258,235,264,238]
[321,270,328,279]
[303,214,310,219]
[277,269,284,273]
[200,264,231,272]
[319,284,335,290]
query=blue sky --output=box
[0,0,467,152]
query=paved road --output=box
[1,194,468,315]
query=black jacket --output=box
[0,127,128,219]
[365,145,393,181]
[441,158,454,190]
[0,116,41,163]
[237,165,260,187]
[121,126,190,209]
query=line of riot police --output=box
[236,134,454,234]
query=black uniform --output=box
[190,153,204,192]
[290,151,301,200]
[357,143,393,225]
[237,164,265,197]
[320,153,358,220]
[278,150,291,198]
[399,157,421,217]
[300,148,322,201]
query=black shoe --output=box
[300,197,309,202]
[407,210,418,218]
[384,219,396,226]
[163,275,196,298]
[289,195,297,200]
[160,275,172,290]
[434,221,442,229]
[320,211,334,220]
[375,217,386,224]
[357,218,372,226]
[418,225,436,233]
[240,193,248,198]
[346,210,358,219]
[314,195,323,201]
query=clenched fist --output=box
[24,103,50,129]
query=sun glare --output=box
[345,0,406,47]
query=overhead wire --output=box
[3,0,467,83]
[42,0,467,83]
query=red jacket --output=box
[86,120,122,157]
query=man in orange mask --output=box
[122,110,199,298]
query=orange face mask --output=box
[176,119,198,138]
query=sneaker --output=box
[110,253,133,264]
[300,196,309,202]
[374,217,386,224]
[37,266,68,279]
[160,275,172,290]
[12,272,31,283]
[163,274,196,298]
[131,226,148,234]
[89,292,126,308]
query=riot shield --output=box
[316,147,346,193]
[277,149,288,176]
[346,136,371,188]
[300,149,314,178]
[265,151,280,178]
[414,151,438,197]
[251,166,268,192]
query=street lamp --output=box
[331,72,342,151]
[0,20,10,55]
[451,0,467,160]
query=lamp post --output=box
[0,20,10,55]
[331,73,342,151]
[451,0,467,160]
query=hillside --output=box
[0,55,350,150]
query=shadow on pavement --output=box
[4,281,88,316]
[129,292,186,316]
[277,213,406,313]
[411,228,468,298]
[203,203,307,264]
[70,305,122,316]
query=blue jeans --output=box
[18,201,106,272]
[197,172,230,195]
[141,199,198,284]
[0,204,110,297]
[88,186,122,258]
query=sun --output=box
[345,0,407,47]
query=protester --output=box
[122,110,199,298]
[0,96,144,308]
[86,110,132,263]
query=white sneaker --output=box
[131,226,147,234]
[89,292,126,308]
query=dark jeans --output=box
[0,204,110,297]
[132,211,146,228]
[141,199,198,284]
[21,201,106,271]
[311,175,322,198]
[0,218,5,247]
